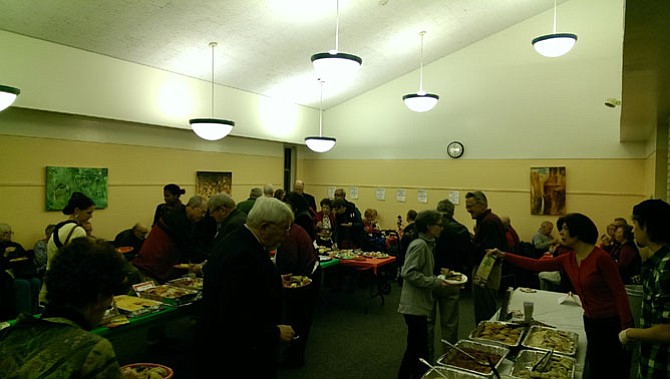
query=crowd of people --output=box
[1,182,669,379]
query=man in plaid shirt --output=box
[619,199,670,378]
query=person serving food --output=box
[486,212,633,379]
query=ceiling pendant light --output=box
[311,0,362,83]
[305,80,336,153]
[532,0,577,58]
[0,84,21,112]
[189,42,234,141]
[403,31,439,113]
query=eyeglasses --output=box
[269,222,291,234]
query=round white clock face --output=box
[447,141,464,158]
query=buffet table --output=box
[339,256,397,313]
[496,288,587,378]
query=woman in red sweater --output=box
[488,213,633,379]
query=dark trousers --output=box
[583,315,631,379]
[398,314,429,379]
[473,284,497,323]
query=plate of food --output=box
[120,363,173,379]
[438,271,468,285]
[283,275,312,289]
[116,246,134,254]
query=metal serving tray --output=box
[137,284,199,307]
[421,365,486,379]
[113,295,163,318]
[167,276,203,291]
[509,349,576,379]
[469,320,525,348]
[436,339,509,377]
[521,325,578,356]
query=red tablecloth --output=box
[337,256,396,275]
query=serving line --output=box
[492,288,587,378]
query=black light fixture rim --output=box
[311,52,363,65]
[402,93,440,101]
[189,118,235,126]
[531,33,578,45]
[304,136,337,142]
[0,84,21,95]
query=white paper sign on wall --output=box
[375,188,386,201]
[350,187,359,200]
[327,186,336,198]
[418,190,428,204]
[448,191,460,205]
[396,189,406,202]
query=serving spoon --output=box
[418,358,449,379]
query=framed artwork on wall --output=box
[530,166,566,215]
[196,171,232,199]
[45,166,108,211]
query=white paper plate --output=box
[438,272,468,285]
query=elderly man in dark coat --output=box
[196,197,296,378]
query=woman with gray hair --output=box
[397,210,454,379]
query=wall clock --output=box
[447,141,464,158]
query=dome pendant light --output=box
[190,42,235,141]
[311,0,362,83]
[403,31,439,113]
[532,0,577,58]
[0,84,21,112]
[305,80,336,153]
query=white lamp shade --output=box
[0,85,20,112]
[189,118,235,141]
[532,33,577,57]
[402,92,439,113]
[304,136,336,153]
[311,52,362,82]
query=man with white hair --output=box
[198,197,296,378]
[263,183,275,198]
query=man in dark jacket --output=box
[465,191,509,323]
[208,192,247,248]
[428,199,475,359]
[197,197,295,378]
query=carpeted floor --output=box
[276,275,477,379]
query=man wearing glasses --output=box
[197,197,296,378]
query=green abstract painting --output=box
[45,166,108,211]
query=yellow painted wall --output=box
[0,134,283,247]
[300,158,647,242]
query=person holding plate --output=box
[397,210,454,379]
[196,197,295,378]
[428,199,474,359]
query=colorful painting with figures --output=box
[530,167,566,215]
[196,171,232,199]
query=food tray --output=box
[437,339,509,377]
[114,295,163,317]
[121,363,173,379]
[421,365,485,379]
[469,320,525,348]
[521,325,578,356]
[509,349,576,379]
[137,284,199,306]
[168,277,203,291]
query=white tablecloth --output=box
[494,288,587,379]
